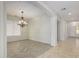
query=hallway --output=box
[38,38,79,58]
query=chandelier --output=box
[18,11,28,27]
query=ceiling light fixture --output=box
[68,12,72,15]
[61,8,66,11]
[18,11,28,27]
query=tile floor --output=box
[8,38,79,58]
[7,39,51,58]
[38,38,79,58]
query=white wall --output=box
[50,16,57,46]
[59,20,68,41]
[7,15,28,42]
[7,16,21,36]
[28,14,51,44]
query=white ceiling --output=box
[41,1,79,21]
[5,1,46,19]
[5,1,79,21]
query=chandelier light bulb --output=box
[18,11,28,27]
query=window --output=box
[76,25,79,34]
[7,20,21,36]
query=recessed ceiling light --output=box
[68,12,72,15]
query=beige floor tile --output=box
[8,38,79,58]
[7,39,51,58]
[38,38,79,58]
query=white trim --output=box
[0,2,7,58]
